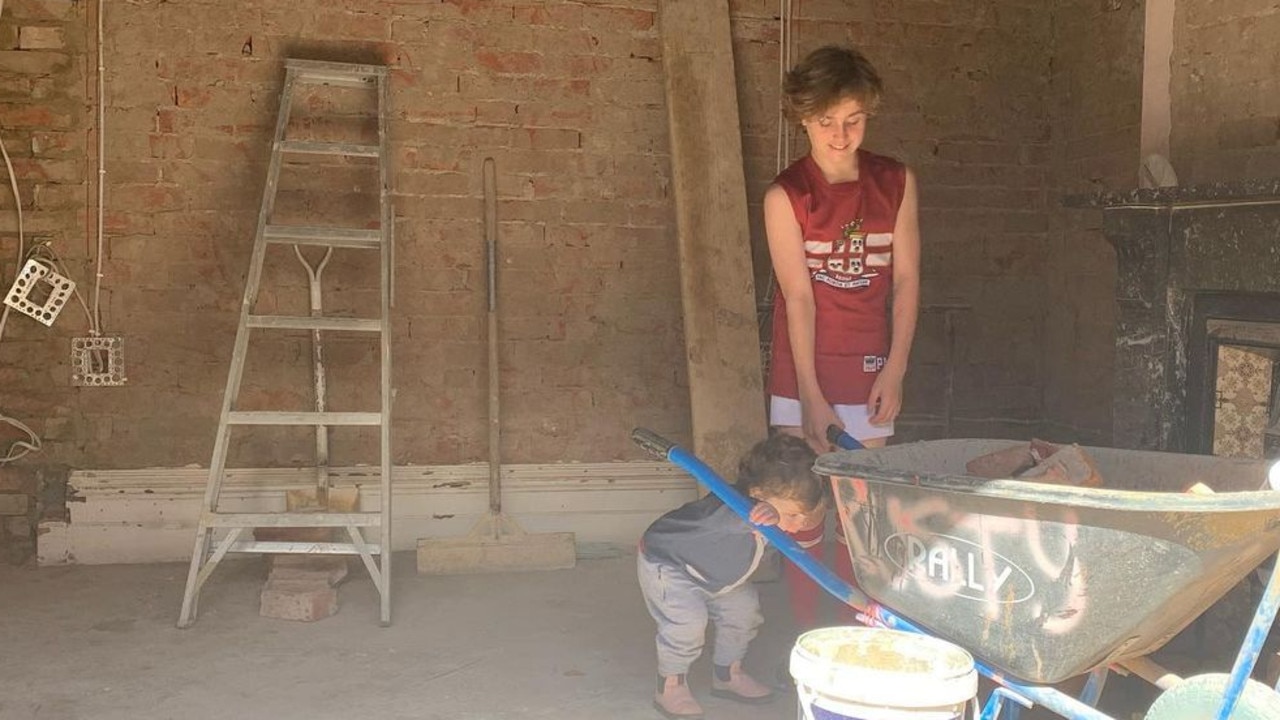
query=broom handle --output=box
[484,157,501,515]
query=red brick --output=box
[436,0,510,20]
[11,157,81,183]
[522,127,581,150]
[18,26,64,50]
[155,108,179,134]
[582,6,654,32]
[0,104,72,128]
[0,493,30,516]
[106,160,162,184]
[12,1,77,21]
[512,3,582,27]
[148,133,195,160]
[309,9,391,38]
[259,579,338,622]
[475,49,543,74]
[32,183,80,210]
[0,49,69,75]
[30,131,77,156]
[114,183,185,211]
[0,466,36,491]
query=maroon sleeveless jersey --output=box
[767,150,906,405]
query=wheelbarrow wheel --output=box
[1144,673,1280,720]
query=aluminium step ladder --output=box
[178,59,394,628]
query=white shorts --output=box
[769,395,894,441]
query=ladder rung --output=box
[226,541,382,555]
[227,411,382,426]
[247,315,382,332]
[264,225,382,249]
[279,140,380,158]
[204,512,382,528]
[286,59,387,84]
[293,74,378,89]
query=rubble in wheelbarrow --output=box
[965,439,1106,488]
[962,439,1058,478]
[1017,444,1106,488]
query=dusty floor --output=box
[0,550,1174,720]
[0,552,816,720]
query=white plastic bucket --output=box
[790,626,978,720]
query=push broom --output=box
[416,158,577,574]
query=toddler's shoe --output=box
[710,662,774,705]
[771,662,796,692]
[653,674,704,719]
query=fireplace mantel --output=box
[1066,178,1280,210]
[1067,179,1280,451]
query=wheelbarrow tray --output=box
[815,439,1280,685]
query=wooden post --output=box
[658,0,767,474]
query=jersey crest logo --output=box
[808,218,877,289]
[826,219,865,276]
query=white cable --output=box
[91,0,104,336]
[0,0,24,346]
[0,414,41,465]
[0,100,24,346]
[776,0,793,174]
[764,0,795,327]
[0,0,45,465]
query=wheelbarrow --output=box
[631,427,1280,720]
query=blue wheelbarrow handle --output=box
[827,425,864,450]
[630,428,870,611]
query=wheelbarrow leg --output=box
[984,668,1107,720]
[1079,667,1110,707]
[1215,558,1280,719]
[979,687,1032,720]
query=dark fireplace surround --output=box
[1076,180,1280,453]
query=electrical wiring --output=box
[92,0,105,335]
[0,0,107,345]
[776,0,795,175]
[0,129,39,463]
[0,414,41,465]
[0,0,110,463]
[0,90,24,346]
[0,0,39,465]
[761,0,798,355]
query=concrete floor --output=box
[0,548,1193,720]
[0,552,809,720]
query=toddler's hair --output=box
[736,433,826,511]
[782,45,883,123]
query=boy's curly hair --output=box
[736,433,827,511]
[782,45,884,124]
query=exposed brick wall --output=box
[0,0,88,479]
[1171,0,1280,182]
[1,0,1225,480]
[1042,0,1144,445]
[0,0,1057,475]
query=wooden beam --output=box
[659,0,767,474]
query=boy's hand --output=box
[749,501,780,527]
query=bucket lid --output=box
[790,626,978,709]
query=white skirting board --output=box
[37,462,699,566]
